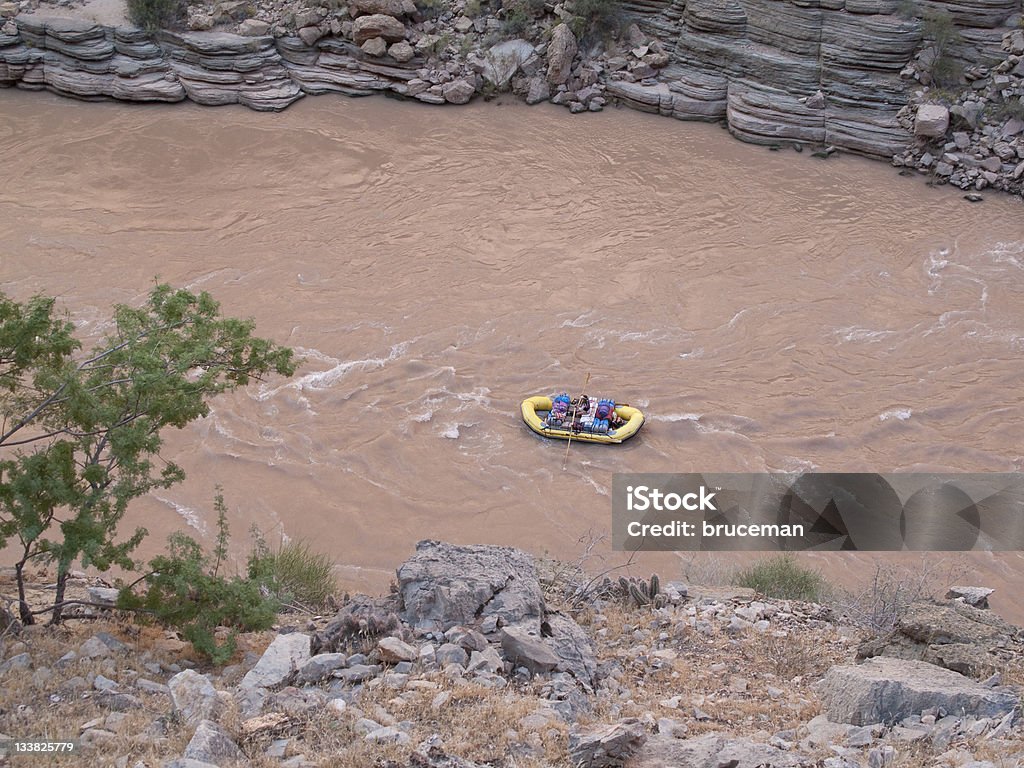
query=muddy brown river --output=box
[2,90,1023,620]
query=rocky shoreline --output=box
[1,0,1023,196]
[1,540,1023,767]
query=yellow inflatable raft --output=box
[521,395,645,444]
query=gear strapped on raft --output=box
[544,393,625,435]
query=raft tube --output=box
[521,396,645,444]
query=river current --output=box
[2,90,1023,619]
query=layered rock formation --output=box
[1,0,1022,179]
[0,15,305,109]
[621,0,1021,157]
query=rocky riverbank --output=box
[1,540,1022,767]
[1,0,1023,196]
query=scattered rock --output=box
[238,18,271,36]
[441,78,475,104]
[546,23,577,86]
[361,36,387,57]
[169,670,223,725]
[378,637,417,663]
[352,14,406,45]
[388,41,414,63]
[915,104,949,137]
[500,625,559,675]
[295,653,347,685]
[569,719,647,767]
[183,720,243,764]
[241,633,311,690]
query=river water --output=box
[2,90,1023,619]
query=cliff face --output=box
[0,0,1021,159]
[615,0,1021,156]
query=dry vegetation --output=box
[1,553,1022,767]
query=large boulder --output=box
[396,541,545,632]
[352,13,406,44]
[169,670,223,725]
[183,720,243,764]
[915,104,950,137]
[569,720,647,767]
[295,653,347,685]
[856,600,1023,677]
[946,586,994,608]
[483,39,535,88]
[348,0,417,18]
[545,613,598,689]
[816,657,1019,725]
[632,733,805,768]
[442,78,476,104]
[500,625,559,674]
[546,23,577,85]
[240,633,311,690]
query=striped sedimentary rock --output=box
[616,0,1021,156]
[0,16,184,101]
[159,30,303,110]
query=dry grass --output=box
[0,622,196,766]
[3,557,1023,768]
[578,601,846,739]
[0,617,572,768]
[830,556,971,632]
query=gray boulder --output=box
[0,652,31,676]
[361,36,388,57]
[483,39,534,88]
[388,41,414,63]
[295,653,347,685]
[396,541,545,631]
[352,14,406,45]
[183,720,243,764]
[348,0,416,18]
[817,657,1019,725]
[237,18,270,36]
[569,720,647,767]
[545,613,598,689]
[500,625,559,674]
[632,732,804,767]
[241,633,311,690]
[546,23,577,85]
[525,75,551,104]
[378,637,417,663]
[435,643,469,667]
[442,78,476,104]
[169,670,223,725]
[857,600,1023,677]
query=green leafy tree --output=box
[0,284,294,625]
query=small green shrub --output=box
[247,528,337,610]
[417,0,449,19]
[987,98,1024,123]
[118,501,278,664]
[127,0,184,31]
[921,10,964,88]
[896,0,918,20]
[731,555,827,601]
[567,0,621,40]
[500,0,544,38]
